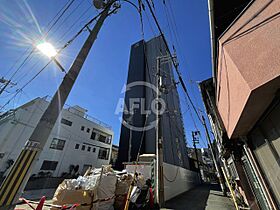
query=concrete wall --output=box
[125,162,199,202]
[163,162,200,201]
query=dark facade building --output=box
[200,1,280,209]
[116,36,189,170]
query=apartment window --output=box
[93,148,96,153]
[40,160,58,171]
[87,128,90,133]
[50,138,65,150]
[75,144,80,149]
[87,146,91,152]
[82,145,85,151]
[81,126,85,131]
[98,134,111,144]
[98,135,107,143]
[98,148,109,160]
[61,118,72,126]
[107,136,112,144]
[90,131,96,140]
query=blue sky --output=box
[0,0,212,148]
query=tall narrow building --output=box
[116,36,190,170]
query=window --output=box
[87,146,91,152]
[98,134,111,144]
[61,118,72,126]
[81,126,85,131]
[82,145,85,151]
[107,136,112,144]
[93,148,96,153]
[75,144,80,149]
[98,135,107,143]
[40,160,58,171]
[98,148,109,160]
[90,131,96,140]
[0,153,4,159]
[50,138,65,150]
[87,128,90,133]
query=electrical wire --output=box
[163,167,179,182]
[44,0,77,38]
[162,1,175,48]
[15,2,93,86]
[163,0,202,112]
[138,3,190,169]
[160,0,209,149]
[48,0,87,40]
[14,2,94,88]
[56,4,93,44]
[2,0,77,90]
[0,7,112,111]
[143,9,157,36]
[144,0,203,126]
[182,94,208,148]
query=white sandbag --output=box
[98,174,117,199]
[97,199,115,210]
[115,174,132,195]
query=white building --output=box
[0,96,113,177]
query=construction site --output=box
[0,0,280,209]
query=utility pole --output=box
[0,78,16,95]
[201,115,227,196]
[0,2,116,208]
[192,131,202,182]
[156,56,165,207]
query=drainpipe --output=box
[207,0,216,86]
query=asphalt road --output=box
[16,183,235,210]
[163,183,235,210]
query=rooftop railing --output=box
[43,96,112,130]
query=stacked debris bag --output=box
[114,173,146,210]
[114,174,132,210]
[52,166,117,210]
[128,179,156,210]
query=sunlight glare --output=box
[36,42,57,58]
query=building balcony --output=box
[216,0,280,138]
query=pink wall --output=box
[216,0,280,138]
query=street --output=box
[1,0,279,209]
[164,184,235,210]
[16,184,234,210]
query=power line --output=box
[144,0,203,126]
[182,94,208,148]
[56,4,93,45]
[14,2,93,89]
[0,8,107,111]
[143,9,157,36]
[144,0,213,151]
[2,0,77,91]
[48,0,87,40]
[162,1,175,48]
[1,0,89,105]
[44,0,77,38]
[138,3,190,169]
[162,0,202,112]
